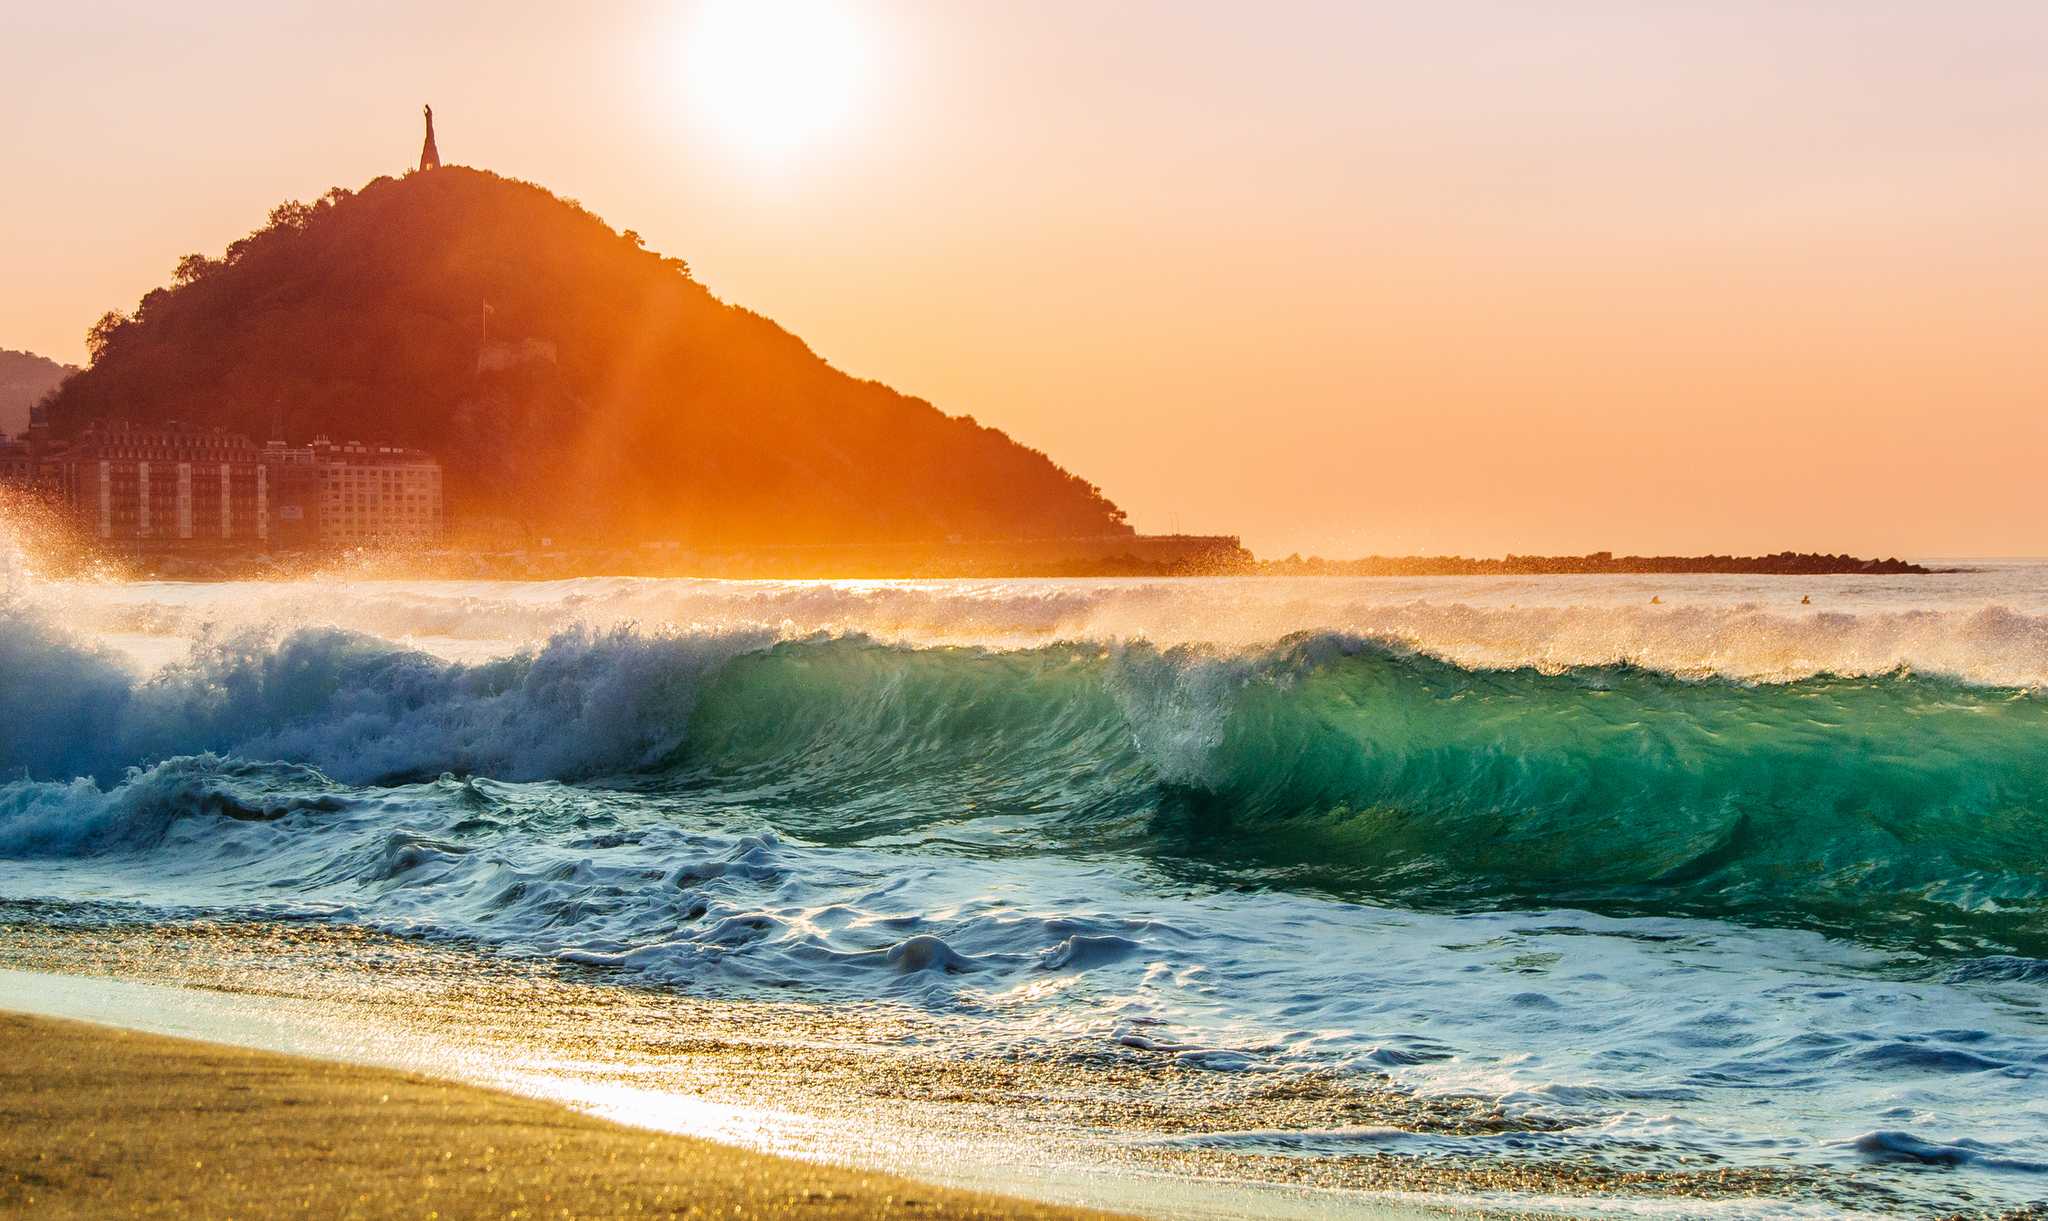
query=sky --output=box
[3,0,2044,558]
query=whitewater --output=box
[3,562,2046,1216]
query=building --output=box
[0,404,64,496]
[293,436,444,547]
[0,434,33,487]
[54,419,269,547]
[256,441,313,548]
[0,418,443,552]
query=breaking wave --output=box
[3,600,2044,956]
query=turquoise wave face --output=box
[1155,638,2048,956]
[662,635,2048,958]
[4,608,2045,957]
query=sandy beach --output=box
[0,1012,1118,1220]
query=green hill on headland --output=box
[45,167,1131,546]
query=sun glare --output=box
[682,0,872,163]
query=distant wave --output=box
[23,573,2048,686]
[4,602,2044,956]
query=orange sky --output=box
[4,1,2044,558]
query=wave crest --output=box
[0,603,770,784]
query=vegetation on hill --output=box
[46,168,1130,545]
[0,349,73,436]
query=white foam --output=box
[15,567,2048,686]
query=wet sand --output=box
[0,1012,1117,1220]
[0,920,1850,1219]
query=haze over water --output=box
[3,559,2045,1216]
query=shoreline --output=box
[0,1009,1124,1219]
[0,961,1464,1221]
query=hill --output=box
[0,349,74,436]
[44,168,1130,545]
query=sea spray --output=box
[21,571,2048,683]
[0,602,773,785]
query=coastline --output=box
[0,951,1468,1221]
[0,1010,1122,1220]
[6,516,1941,584]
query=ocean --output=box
[2,560,2045,1217]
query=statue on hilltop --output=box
[419,105,441,172]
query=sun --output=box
[681,0,872,162]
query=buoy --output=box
[1800,594,1811,605]
[1649,595,1662,605]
